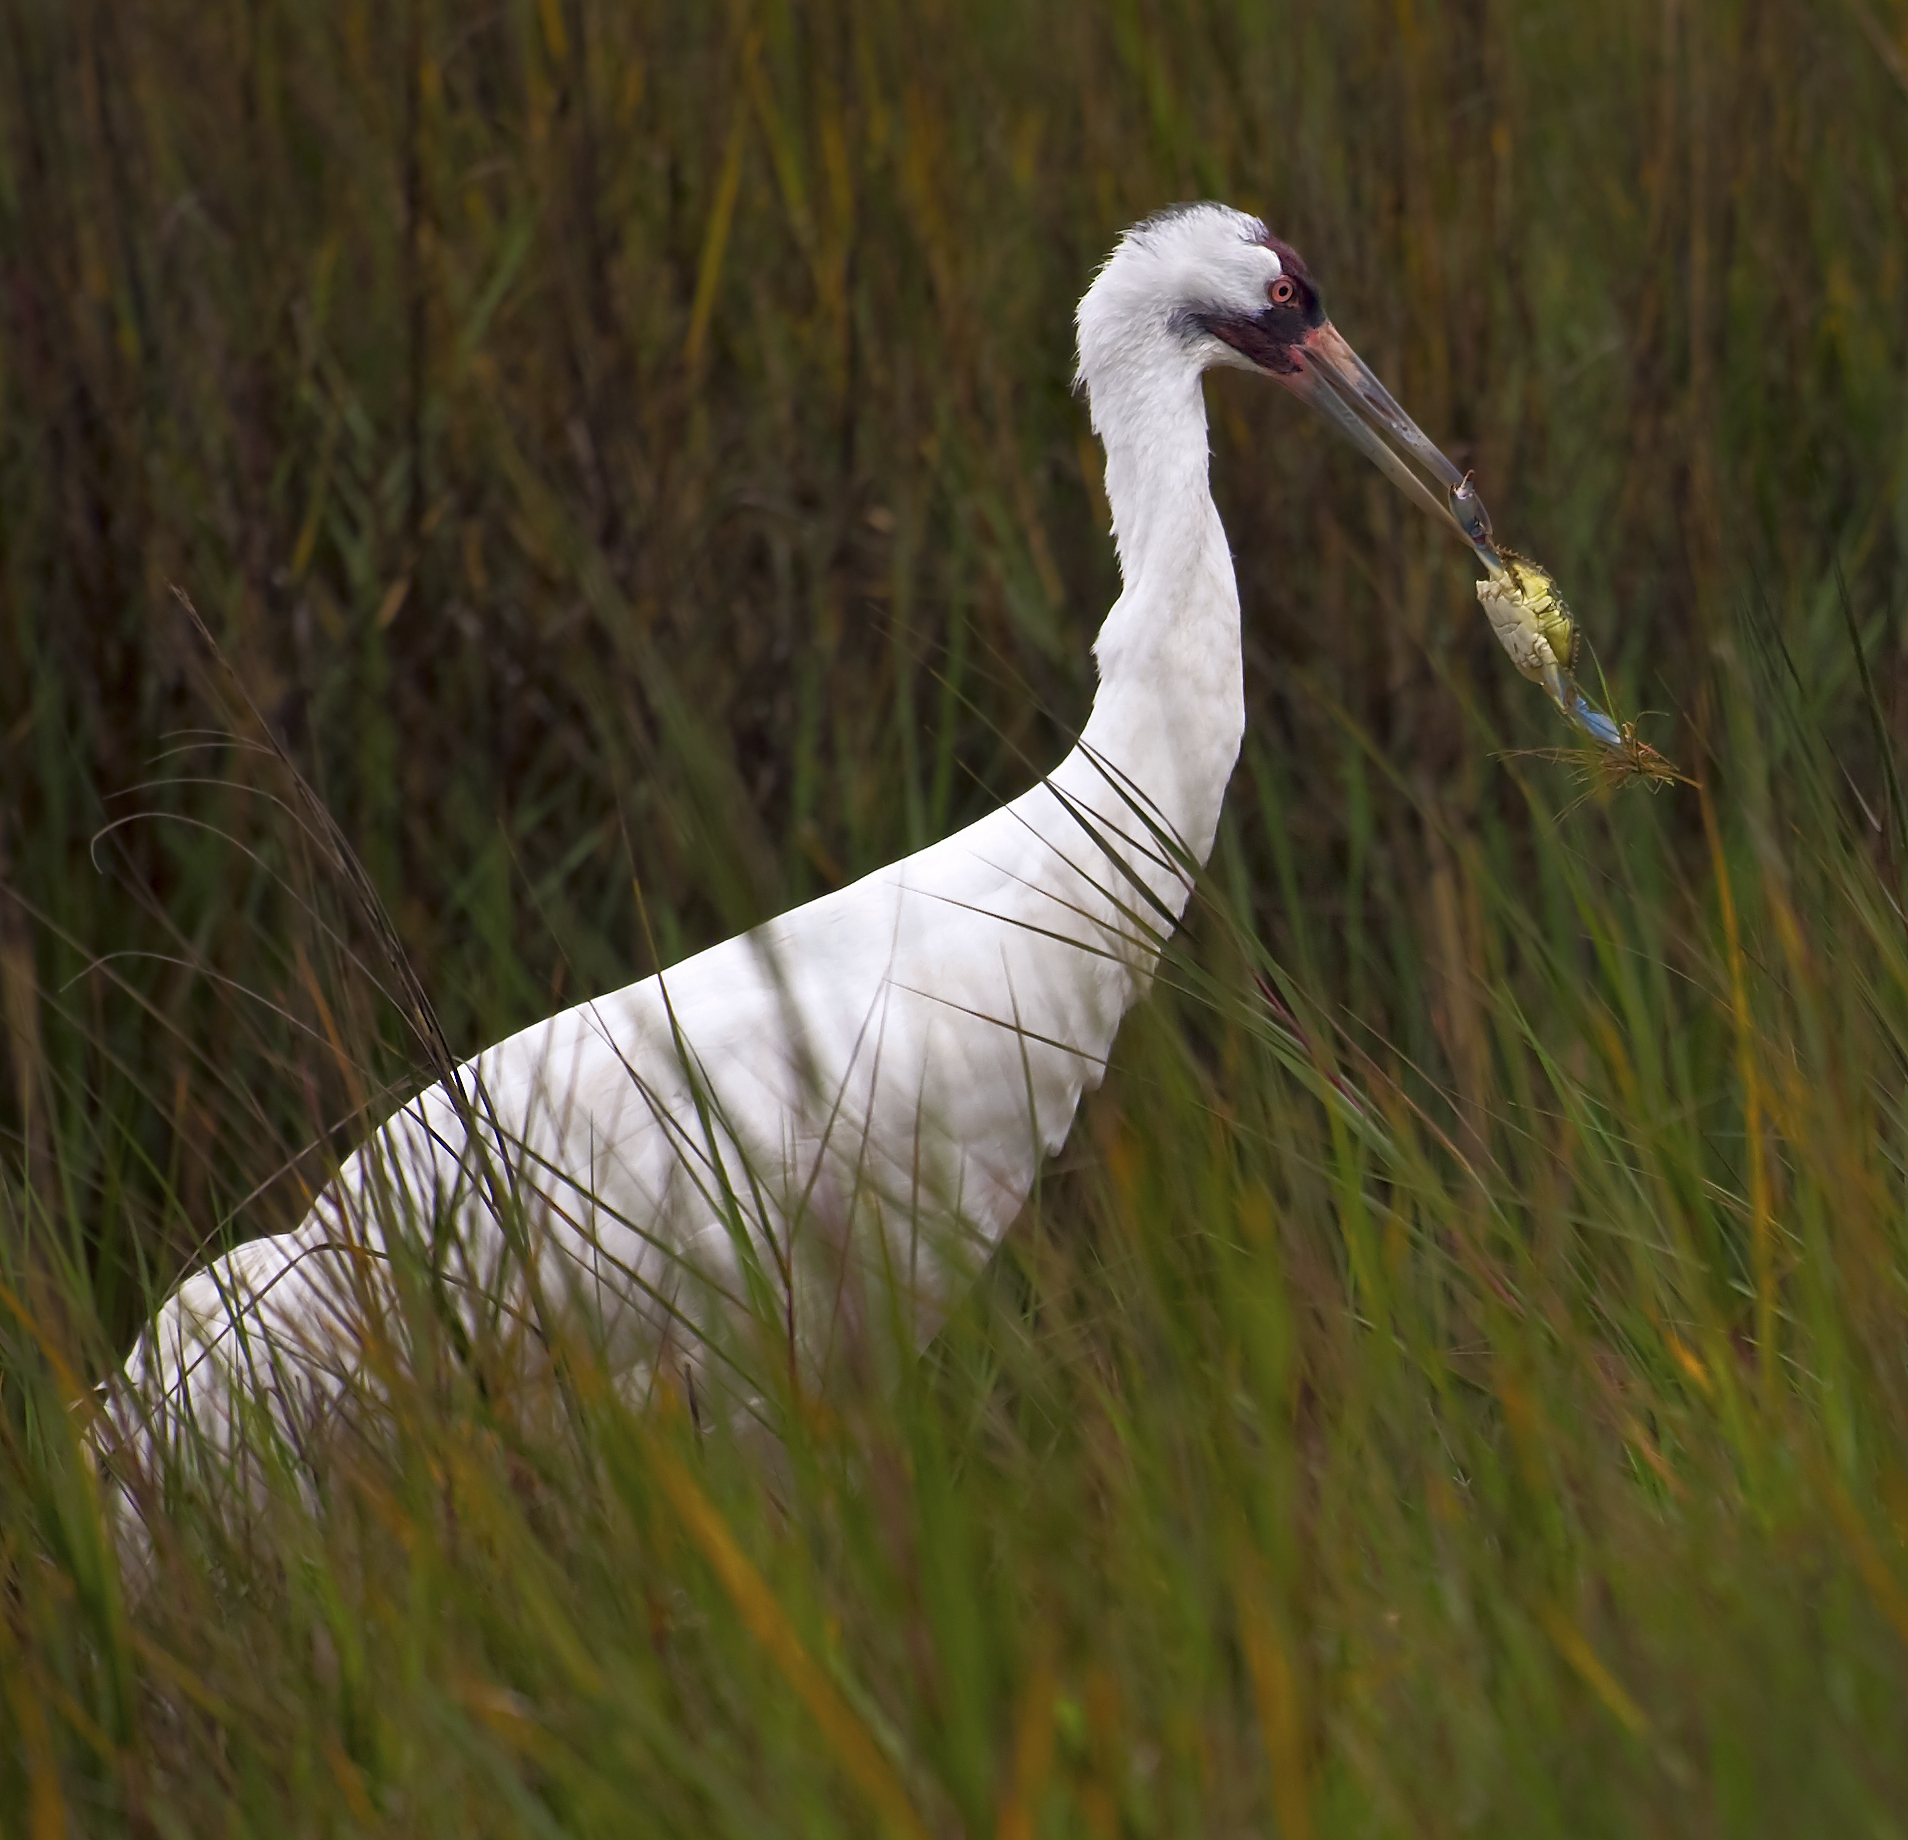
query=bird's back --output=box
[117,755,1177,1456]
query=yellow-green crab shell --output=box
[1476,553,1580,693]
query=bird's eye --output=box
[1269,276,1299,306]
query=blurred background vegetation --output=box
[4,0,1908,1832]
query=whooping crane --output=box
[99,203,1490,1529]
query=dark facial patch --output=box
[1194,232,1327,374]
[1198,312,1306,374]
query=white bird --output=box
[99,203,1485,1519]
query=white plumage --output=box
[101,203,1476,1512]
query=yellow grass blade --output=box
[0,1604,71,1840]
[993,1651,1056,1840]
[640,1428,930,1840]
[683,32,759,374]
[1235,1553,1314,1840]
[1536,1604,1650,1739]
[1701,777,1777,1405]
[1823,1473,1908,1650]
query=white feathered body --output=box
[105,203,1282,1481]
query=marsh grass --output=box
[5,0,1908,1831]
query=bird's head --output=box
[1077,202,1494,552]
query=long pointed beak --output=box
[1280,322,1503,570]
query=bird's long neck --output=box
[1056,353,1245,901]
